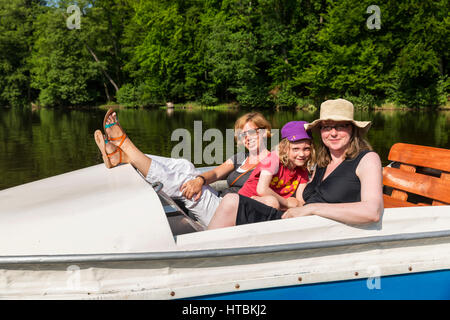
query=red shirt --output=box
[238,152,309,199]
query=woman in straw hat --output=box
[281,98,383,224]
[208,98,383,229]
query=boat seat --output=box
[160,180,231,235]
[382,143,450,208]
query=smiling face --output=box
[320,121,353,153]
[287,139,312,169]
[239,121,267,153]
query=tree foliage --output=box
[0,0,448,108]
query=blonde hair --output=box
[316,125,373,167]
[234,112,272,142]
[278,138,315,172]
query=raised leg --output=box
[104,111,152,177]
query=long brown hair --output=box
[316,125,372,167]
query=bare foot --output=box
[105,138,129,167]
[104,111,128,148]
[94,130,129,168]
[102,109,152,176]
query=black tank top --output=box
[302,150,372,204]
[218,152,253,197]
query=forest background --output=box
[0,0,448,110]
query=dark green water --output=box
[0,107,449,191]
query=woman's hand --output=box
[282,205,313,219]
[180,158,235,201]
[180,177,204,201]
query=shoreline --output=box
[99,100,450,111]
[23,100,450,111]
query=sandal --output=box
[103,108,128,147]
[94,130,126,168]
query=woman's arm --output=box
[282,152,383,224]
[180,159,235,200]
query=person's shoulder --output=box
[362,150,381,162]
[358,151,382,170]
[261,151,281,164]
[260,152,280,173]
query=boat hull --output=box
[198,269,450,300]
[1,229,449,299]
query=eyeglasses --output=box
[320,123,352,132]
[238,128,263,139]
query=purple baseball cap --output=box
[281,121,312,142]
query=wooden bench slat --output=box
[388,143,450,172]
[391,189,408,201]
[432,200,447,206]
[383,194,420,208]
[383,167,450,204]
[399,164,416,173]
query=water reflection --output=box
[0,107,449,190]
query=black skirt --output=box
[235,195,284,225]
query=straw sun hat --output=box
[305,99,371,135]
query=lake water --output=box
[0,106,449,191]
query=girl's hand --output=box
[180,177,204,201]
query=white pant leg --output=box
[182,189,221,227]
[146,154,200,176]
[144,155,221,227]
[144,155,199,196]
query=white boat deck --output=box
[0,164,176,256]
[1,163,449,257]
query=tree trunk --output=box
[61,12,120,93]
[104,82,111,102]
[84,43,120,93]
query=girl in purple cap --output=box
[207,121,314,229]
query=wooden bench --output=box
[382,143,450,208]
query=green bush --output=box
[116,84,139,107]
[199,92,219,106]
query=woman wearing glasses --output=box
[282,99,383,224]
[94,111,271,228]
[208,99,383,229]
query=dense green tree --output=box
[297,0,449,108]
[29,0,134,106]
[202,0,269,106]
[120,0,207,105]
[30,1,100,106]
[257,0,326,107]
[0,0,41,107]
[0,0,448,108]
[383,0,449,108]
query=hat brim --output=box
[305,118,371,135]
